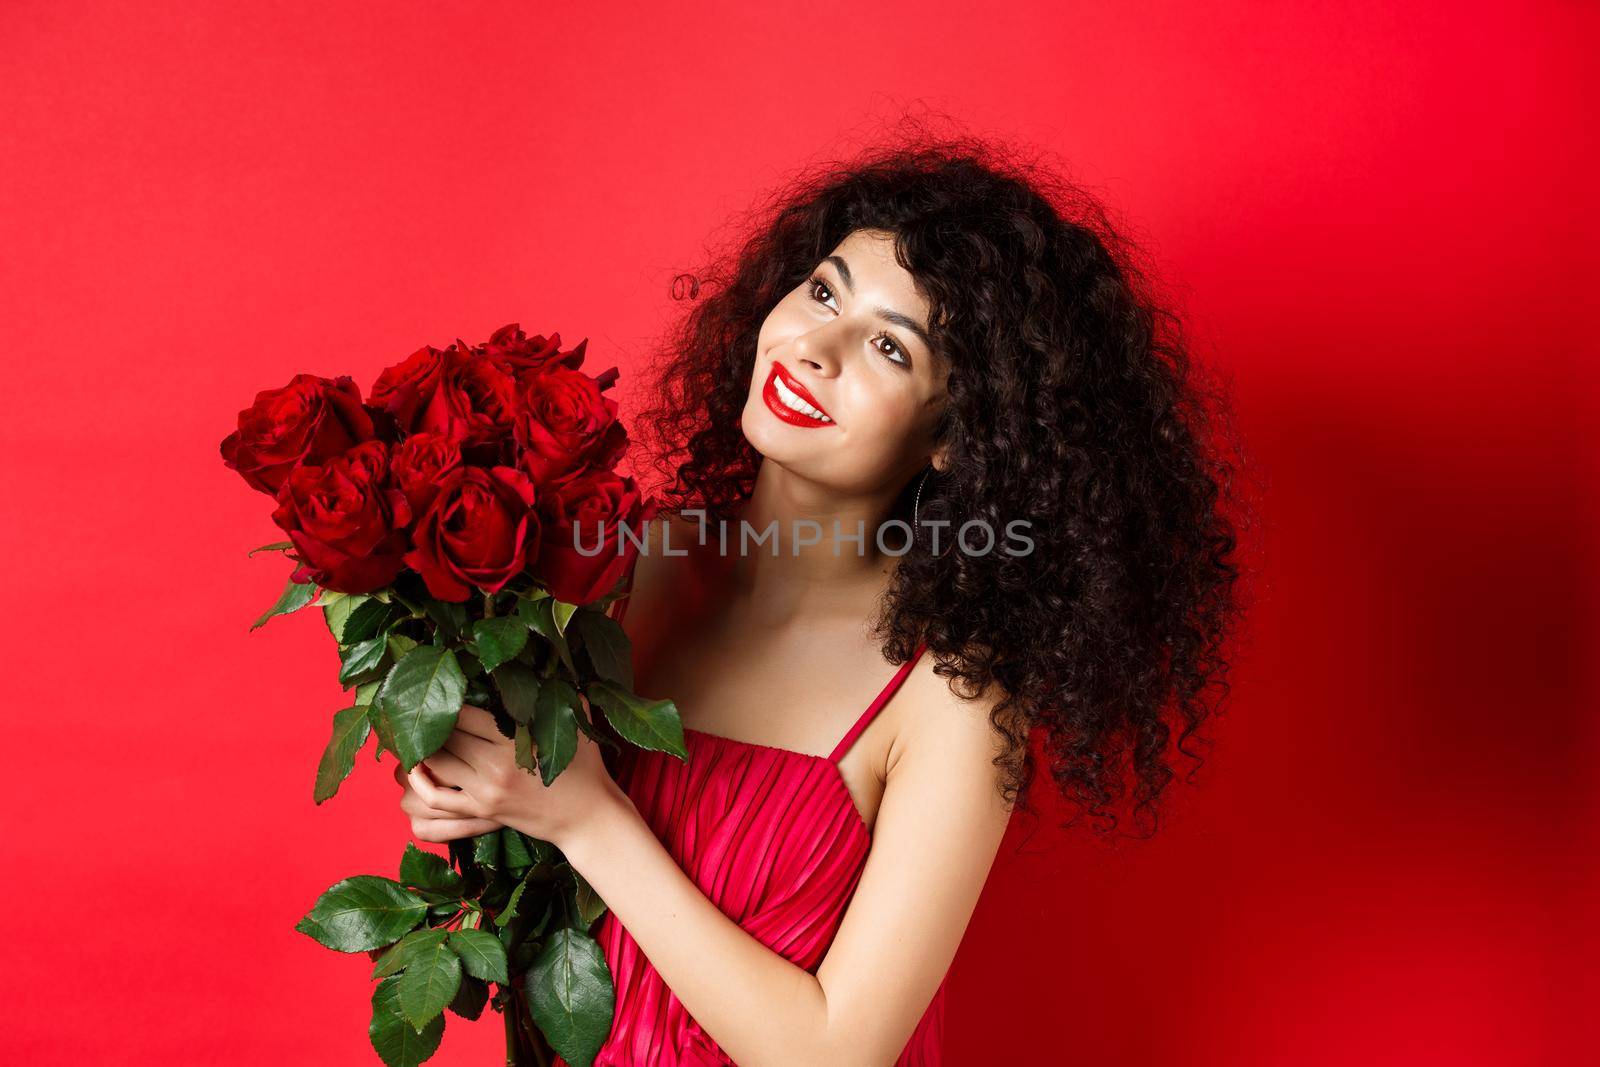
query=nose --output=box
[791,325,842,377]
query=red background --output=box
[3,2,1593,1063]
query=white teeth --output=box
[773,374,831,422]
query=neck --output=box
[710,459,914,621]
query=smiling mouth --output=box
[763,362,834,426]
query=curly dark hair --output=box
[630,119,1255,835]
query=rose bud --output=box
[220,374,374,495]
[269,440,413,594]
[403,465,540,602]
[535,469,655,606]
[513,366,629,490]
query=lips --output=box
[774,362,829,417]
[762,361,835,428]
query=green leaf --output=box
[322,592,365,642]
[387,632,419,659]
[526,928,615,1067]
[448,974,489,1021]
[495,870,533,929]
[251,576,318,630]
[371,927,448,980]
[533,680,580,785]
[294,875,427,952]
[448,928,509,984]
[517,596,577,678]
[423,598,468,640]
[357,680,387,760]
[499,831,531,870]
[314,706,372,804]
[574,611,633,689]
[249,540,294,556]
[472,829,502,871]
[492,662,542,725]
[399,842,462,894]
[552,599,578,634]
[528,898,555,939]
[339,633,390,687]
[513,724,537,776]
[397,936,462,1030]
[584,681,686,759]
[370,699,400,762]
[370,975,444,1067]
[456,647,485,682]
[499,825,537,876]
[472,616,528,674]
[572,870,607,931]
[342,597,395,644]
[570,694,621,754]
[378,645,467,771]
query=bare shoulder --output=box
[887,650,1015,816]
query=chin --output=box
[737,395,785,460]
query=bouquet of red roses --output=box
[220,323,684,1067]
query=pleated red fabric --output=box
[553,585,945,1065]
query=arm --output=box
[560,680,1014,1066]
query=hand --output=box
[393,760,502,843]
[400,702,622,849]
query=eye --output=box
[871,333,908,366]
[805,274,837,309]
[804,273,910,368]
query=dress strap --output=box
[827,641,929,764]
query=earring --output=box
[913,464,934,527]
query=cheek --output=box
[833,385,926,465]
[758,296,805,340]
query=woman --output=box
[393,133,1248,1065]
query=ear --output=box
[930,446,949,474]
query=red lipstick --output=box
[761,361,834,428]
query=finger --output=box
[454,703,503,742]
[400,789,475,821]
[408,764,474,815]
[413,816,502,843]
[443,727,503,766]
[421,748,476,788]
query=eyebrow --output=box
[824,254,934,351]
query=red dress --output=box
[554,589,944,1065]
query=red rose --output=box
[370,344,447,433]
[414,349,521,465]
[371,343,522,465]
[478,323,586,382]
[514,366,629,489]
[389,432,462,519]
[269,440,412,594]
[404,465,540,602]
[221,374,375,495]
[535,470,655,605]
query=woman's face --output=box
[741,228,949,497]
